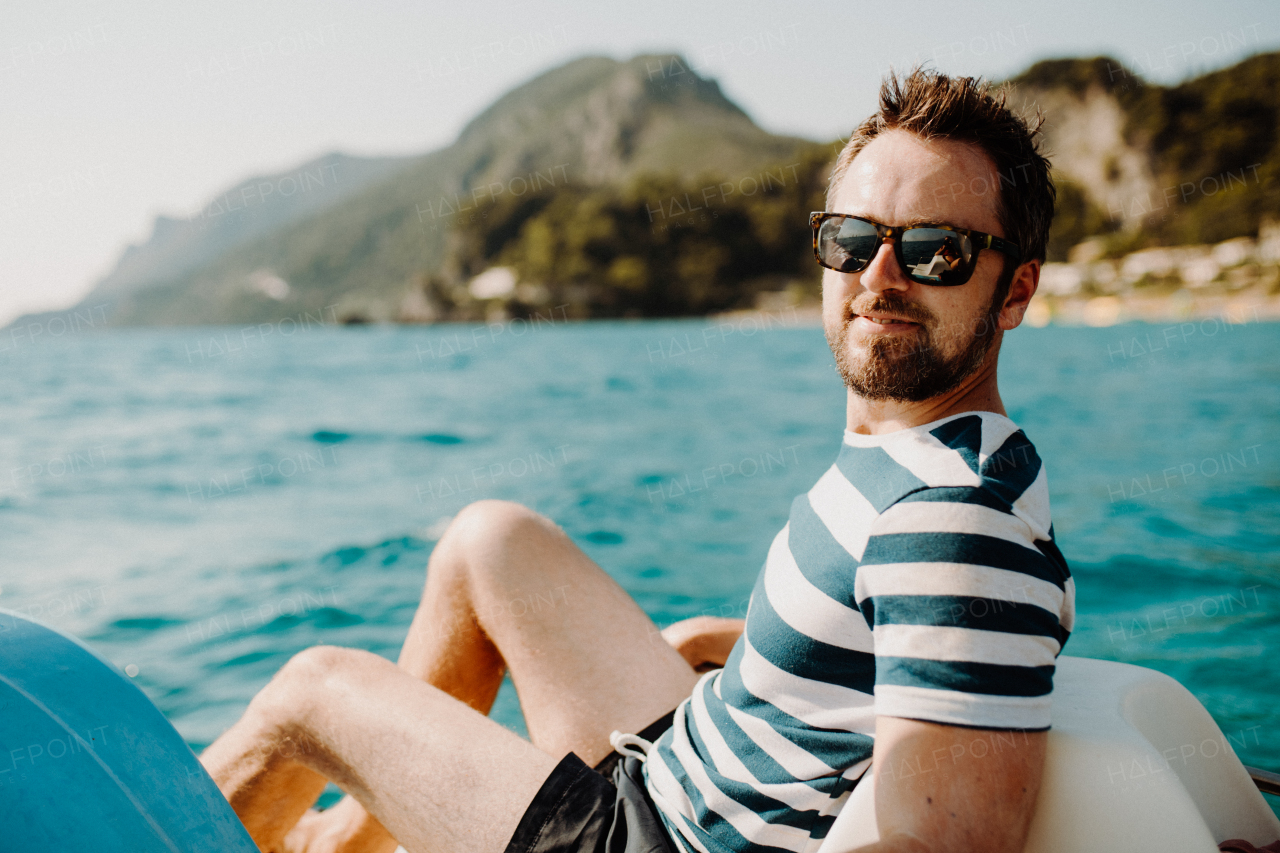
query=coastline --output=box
[1025,290,1280,327]
[712,292,1280,329]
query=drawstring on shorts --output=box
[609,730,654,762]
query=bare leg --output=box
[215,501,699,852]
[395,500,698,760]
[201,645,558,853]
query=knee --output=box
[279,644,365,683]
[454,499,552,540]
[436,500,560,567]
[251,645,370,722]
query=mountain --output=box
[60,54,808,326]
[88,152,415,303]
[1010,52,1280,259]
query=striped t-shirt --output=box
[642,412,1075,853]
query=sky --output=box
[0,0,1275,326]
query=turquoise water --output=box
[2,317,1277,809]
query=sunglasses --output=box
[810,212,1020,287]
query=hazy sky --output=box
[1,0,1274,325]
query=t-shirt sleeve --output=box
[852,487,1072,730]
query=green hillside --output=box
[423,144,833,320]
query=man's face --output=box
[822,130,1010,402]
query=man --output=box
[201,68,1073,853]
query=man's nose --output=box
[857,241,911,295]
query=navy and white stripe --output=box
[644,412,1074,853]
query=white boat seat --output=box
[818,655,1280,852]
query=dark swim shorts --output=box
[503,710,679,853]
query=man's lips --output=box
[858,312,918,325]
[850,312,922,334]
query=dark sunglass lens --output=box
[819,217,878,272]
[901,229,974,285]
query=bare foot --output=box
[280,798,398,853]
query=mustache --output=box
[846,294,936,325]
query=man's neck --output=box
[845,353,1006,436]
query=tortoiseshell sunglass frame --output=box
[809,211,1021,286]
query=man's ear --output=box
[998,260,1040,331]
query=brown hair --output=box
[828,68,1055,265]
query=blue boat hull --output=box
[0,609,257,852]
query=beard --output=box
[825,290,1002,403]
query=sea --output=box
[2,314,1277,814]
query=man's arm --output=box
[661,617,1046,852]
[843,471,1068,852]
[844,716,1046,853]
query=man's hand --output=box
[660,617,745,672]
[848,716,1046,853]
